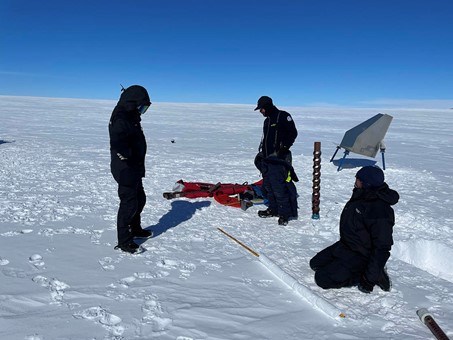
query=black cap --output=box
[254,96,273,111]
[356,166,385,189]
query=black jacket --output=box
[109,85,150,186]
[259,106,298,158]
[339,183,399,283]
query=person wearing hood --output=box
[254,96,299,226]
[309,166,399,293]
[109,85,152,254]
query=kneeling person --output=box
[310,166,399,293]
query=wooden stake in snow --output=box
[217,228,345,320]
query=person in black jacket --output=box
[254,96,298,226]
[109,85,152,254]
[310,166,399,293]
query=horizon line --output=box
[1,94,452,111]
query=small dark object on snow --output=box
[171,139,175,143]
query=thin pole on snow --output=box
[217,228,259,257]
[217,228,346,320]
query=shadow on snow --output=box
[332,158,377,169]
[146,200,211,238]
[0,139,14,145]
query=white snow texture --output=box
[0,95,452,339]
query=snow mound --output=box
[393,239,453,283]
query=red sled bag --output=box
[163,179,264,209]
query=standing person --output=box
[310,166,399,293]
[254,96,298,226]
[109,85,153,254]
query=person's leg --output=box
[286,180,298,218]
[310,242,338,271]
[267,163,292,219]
[312,245,368,289]
[117,183,139,245]
[314,260,355,289]
[130,180,153,238]
[130,180,146,230]
[261,162,278,215]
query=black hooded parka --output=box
[310,182,399,289]
[339,183,400,283]
[109,85,151,186]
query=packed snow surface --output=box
[0,95,452,339]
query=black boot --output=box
[278,216,288,226]
[132,228,153,239]
[115,242,139,254]
[258,208,277,218]
[377,268,391,292]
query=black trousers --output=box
[117,179,146,245]
[309,241,367,289]
[262,162,298,219]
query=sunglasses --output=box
[137,103,151,115]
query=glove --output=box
[277,146,289,159]
[254,152,264,172]
[358,275,374,294]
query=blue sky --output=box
[1,0,452,106]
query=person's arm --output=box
[111,119,131,161]
[279,113,298,150]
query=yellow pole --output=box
[217,228,260,257]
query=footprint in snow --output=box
[157,258,196,279]
[32,275,70,304]
[0,226,32,237]
[1,267,27,278]
[118,276,136,288]
[90,230,103,244]
[98,257,115,271]
[0,231,20,237]
[73,306,124,337]
[29,254,45,268]
[141,295,173,332]
[158,258,179,269]
[179,262,196,280]
[135,270,170,279]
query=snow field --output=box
[0,96,452,339]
